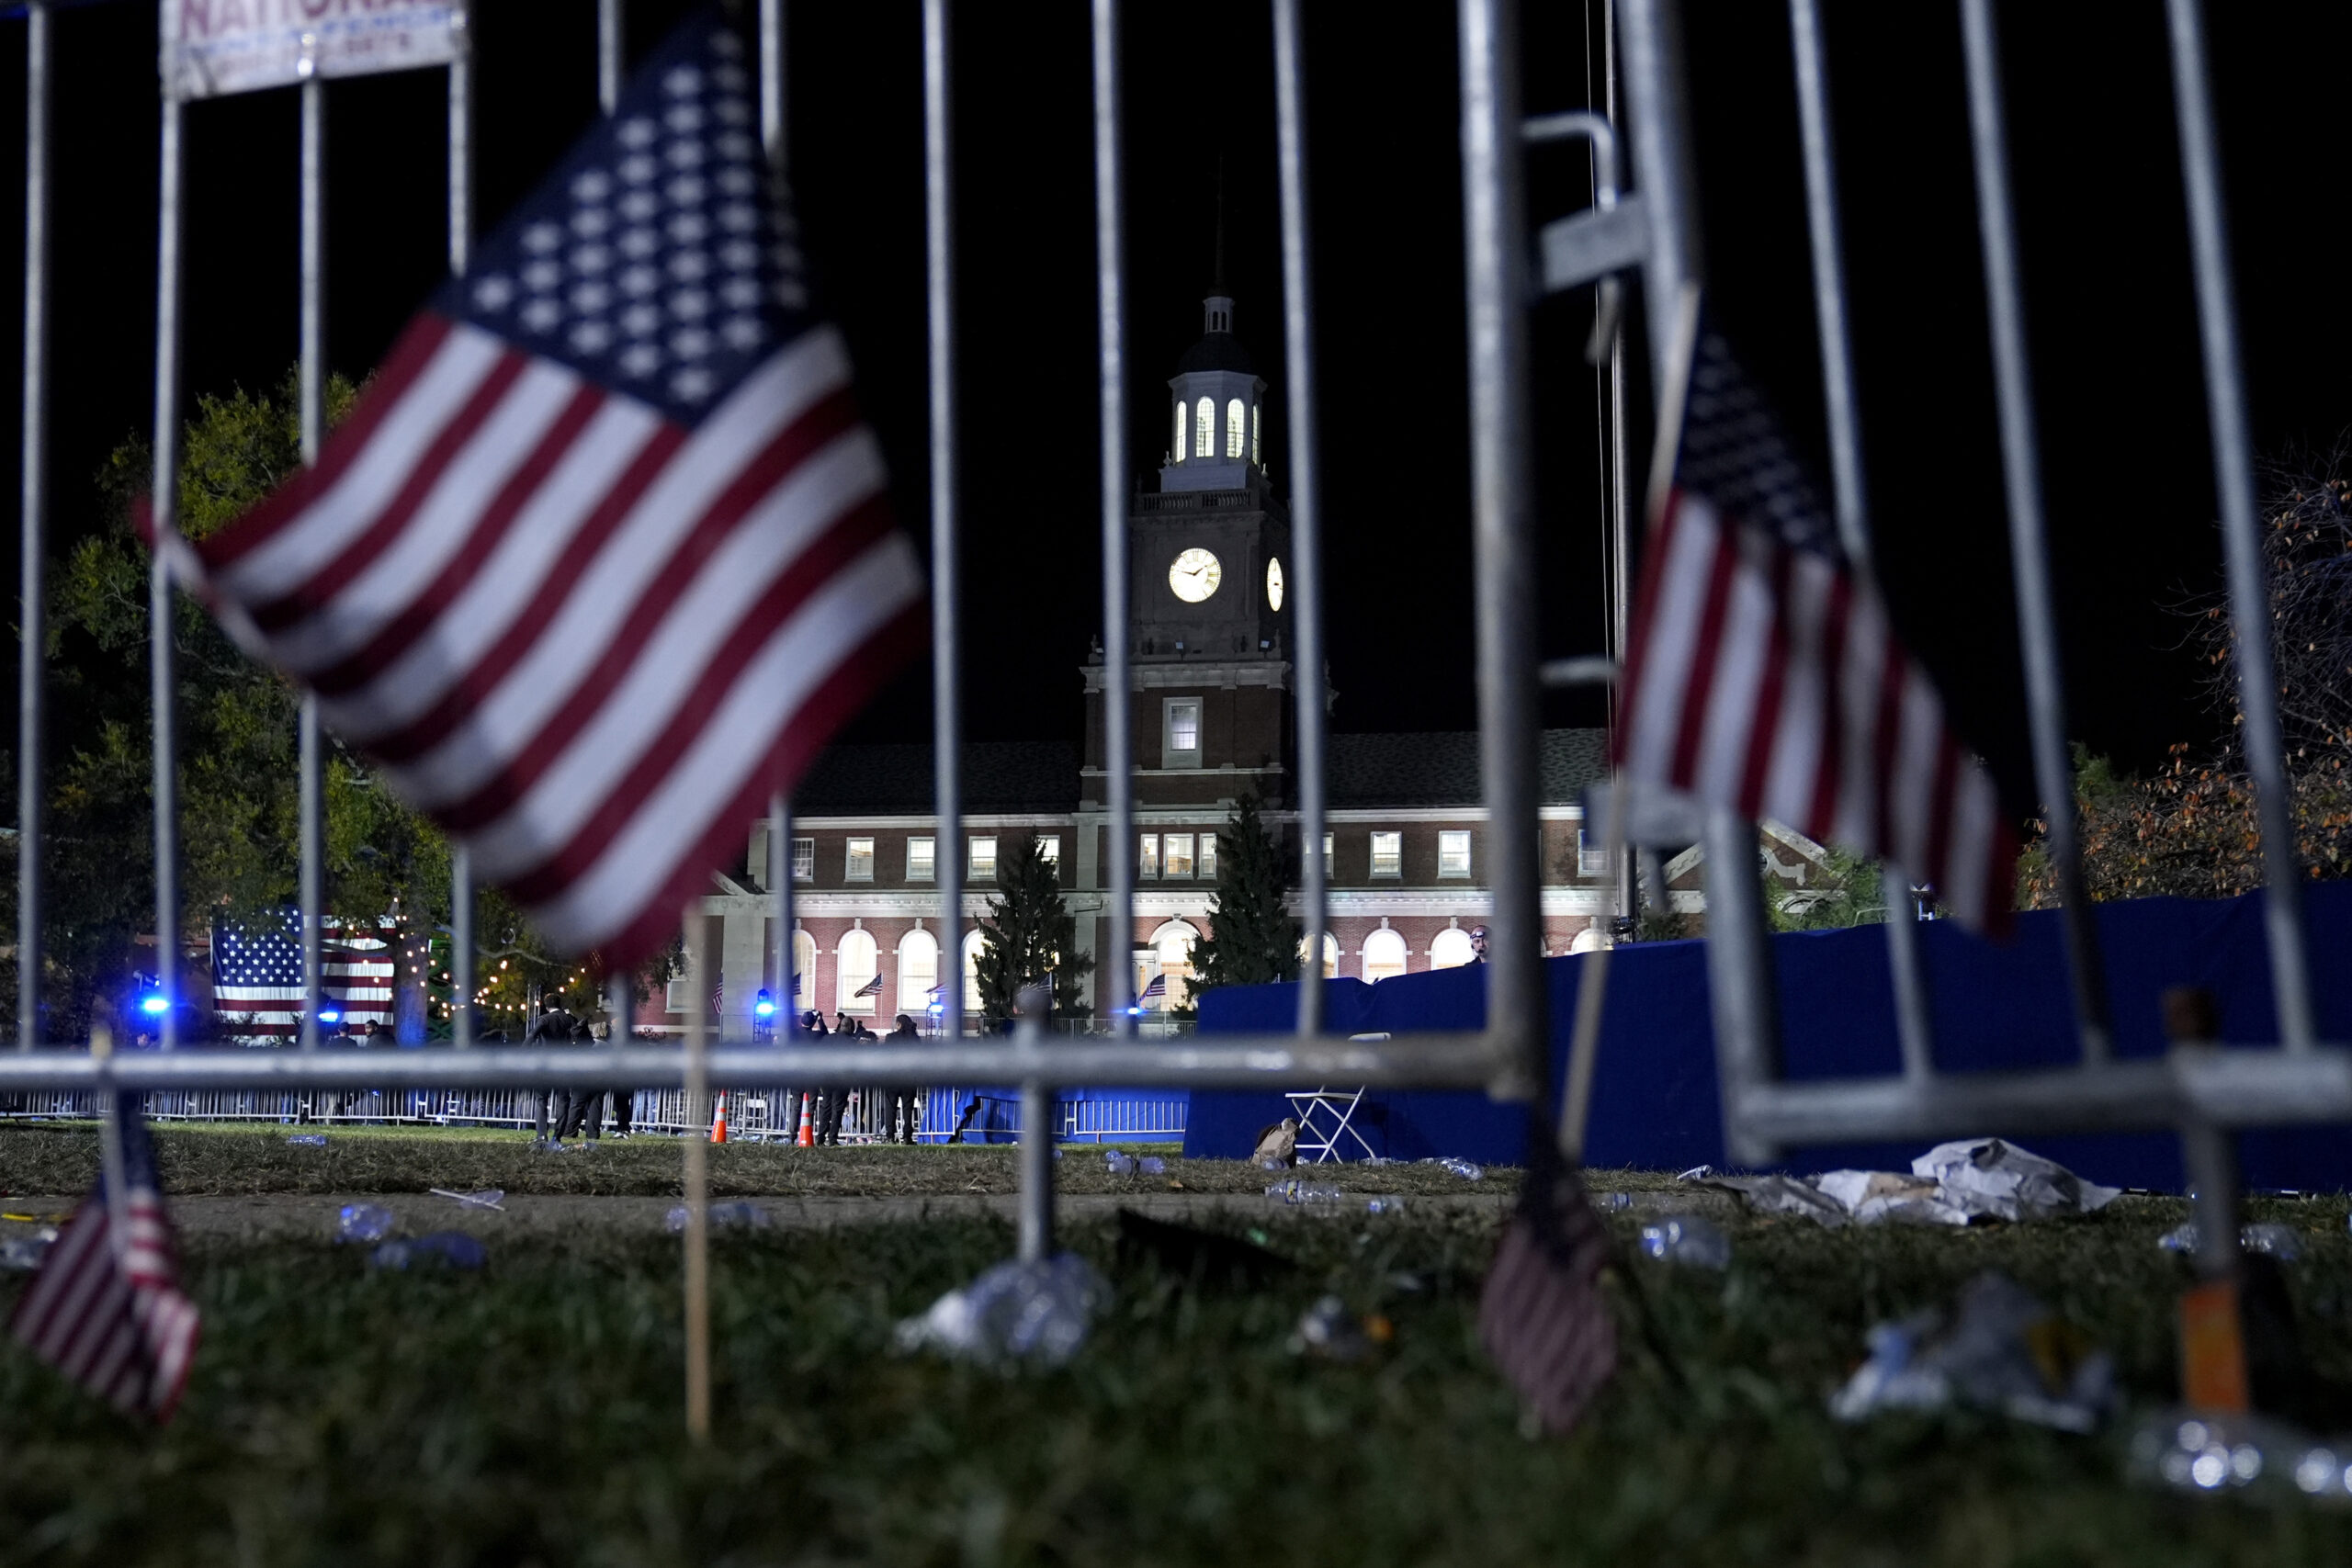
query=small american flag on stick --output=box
[8,1087,201,1421]
[154,10,922,968]
[1479,1132,1618,1434]
[1617,326,2017,931]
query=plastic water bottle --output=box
[286,1134,328,1147]
[1599,1191,1634,1211]
[893,1253,1111,1367]
[369,1231,486,1271]
[1364,1195,1408,1215]
[1106,1151,1137,1177]
[665,1201,772,1233]
[1638,1214,1732,1269]
[1265,1178,1344,1206]
[1,1234,54,1271]
[1435,1157,1483,1181]
[1137,1156,1167,1176]
[337,1203,397,1244]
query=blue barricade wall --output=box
[918,1085,1190,1145]
[1187,884,2352,1191]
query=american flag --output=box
[7,1093,201,1421]
[156,10,922,968]
[1137,973,1167,1001]
[853,972,884,998]
[211,916,395,1039]
[1478,1133,1617,1434]
[1616,330,2017,931]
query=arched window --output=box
[898,928,940,1015]
[1226,398,1245,458]
[1148,919,1197,1010]
[1296,931,1340,978]
[1194,396,1214,457]
[1430,926,1476,970]
[1363,926,1408,984]
[1251,400,1261,464]
[962,930,985,1013]
[1173,399,1187,462]
[792,929,816,1013]
[836,928,878,1014]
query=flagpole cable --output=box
[682,911,713,1440]
[922,0,964,1047]
[447,16,474,1047]
[1787,0,1935,1081]
[1091,0,1136,1032]
[149,93,186,1052]
[17,1,49,1050]
[1272,0,1329,1036]
[299,73,326,1054]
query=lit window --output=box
[792,837,815,882]
[1363,927,1408,983]
[845,837,875,881]
[897,929,939,1014]
[962,930,984,1012]
[1251,400,1261,464]
[836,928,879,1014]
[1036,835,1060,867]
[1438,830,1472,878]
[1164,698,1202,768]
[1430,927,1476,969]
[1173,399,1186,462]
[1139,833,1159,880]
[1297,931,1340,977]
[791,929,815,1012]
[1199,831,1217,881]
[1165,833,1194,878]
[1370,831,1402,878]
[1194,396,1214,457]
[968,836,997,880]
[1226,398,1245,458]
[1152,921,1197,1010]
[1577,828,1611,877]
[906,837,934,881]
[1323,832,1334,876]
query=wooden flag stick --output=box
[90,1023,132,1268]
[682,914,712,1441]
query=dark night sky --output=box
[2,2,2351,827]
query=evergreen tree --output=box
[1188,795,1298,1005]
[973,832,1092,1029]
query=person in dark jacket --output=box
[883,1014,921,1144]
[555,1015,605,1142]
[526,999,580,1147]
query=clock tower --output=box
[1081,288,1297,817]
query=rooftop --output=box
[1328,728,1607,808]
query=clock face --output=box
[1169,547,1223,603]
[1266,556,1285,612]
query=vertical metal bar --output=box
[1271,0,1327,1034]
[1958,0,2111,1059]
[768,794,791,1019]
[1017,1077,1054,1260]
[1091,0,1136,1030]
[759,0,786,169]
[1458,0,1546,1098]
[150,95,186,1051]
[2182,1115,2243,1284]
[1604,0,1634,934]
[680,909,712,1439]
[447,17,473,1048]
[598,0,624,115]
[1615,0,1699,378]
[1787,0,1934,1080]
[2164,0,2314,1054]
[923,0,963,1043]
[298,77,325,1053]
[17,2,49,1050]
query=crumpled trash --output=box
[1429,1157,1483,1181]
[1266,1178,1346,1206]
[1,1231,57,1271]
[368,1231,487,1271]
[429,1187,506,1211]
[1137,1156,1167,1177]
[1676,1164,1714,1183]
[2132,1410,2352,1501]
[893,1253,1110,1368]
[1815,1169,1972,1227]
[1829,1270,2114,1431]
[2158,1221,2302,1261]
[1702,1172,1852,1228]
[285,1134,328,1147]
[664,1201,772,1233]
[1599,1191,1634,1212]
[1289,1293,1394,1361]
[336,1203,397,1244]
[1911,1137,2120,1222]
[1638,1214,1731,1269]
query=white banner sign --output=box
[163,1,466,101]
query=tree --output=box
[1764,843,1887,932]
[972,833,1091,1029]
[1188,795,1297,1003]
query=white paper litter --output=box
[1706,1139,2115,1228]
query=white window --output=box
[792,837,815,881]
[1577,827,1611,877]
[906,837,934,881]
[1251,400,1261,464]
[1199,831,1217,881]
[1150,919,1198,1010]
[1164,832,1194,878]
[1430,926,1476,969]
[962,930,984,1012]
[1298,931,1340,978]
[1173,399,1187,462]
[836,928,879,1014]
[1139,833,1159,880]
[1322,832,1334,876]
[845,837,875,881]
[1164,698,1202,767]
[1438,829,1472,878]
[666,973,694,1013]
[1194,395,1213,457]
[791,929,815,1013]
[1226,397,1245,458]
[1370,831,1403,878]
[1363,926,1409,983]
[898,929,939,1015]
[968,836,997,880]
[1036,835,1060,868]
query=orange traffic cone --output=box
[795,1091,815,1148]
[710,1091,729,1145]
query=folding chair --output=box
[1286,1088,1377,1164]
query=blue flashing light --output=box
[317,1004,344,1026]
[139,993,169,1016]
[752,989,776,1019]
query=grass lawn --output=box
[6,1123,2352,1564]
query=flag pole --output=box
[149,90,186,1052]
[682,909,712,1441]
[17,0,50,1051]
[298,71,327,1054]
[447,11,474,1049]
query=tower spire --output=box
[1213,157,1226,294]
